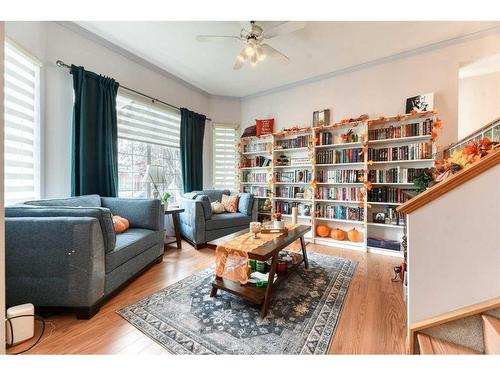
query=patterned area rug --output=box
[117,252,357,354]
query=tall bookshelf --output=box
[238,111,437,258]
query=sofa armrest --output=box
[251,197,258,221]
[100,197,163,232]
[5,217,106,308]
[6,206,115,253]
[178,197,206,244]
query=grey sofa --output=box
[179,190,257,248]
[5,194,164,319]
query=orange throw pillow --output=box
[221,194,239,213]
[112,215,130,234]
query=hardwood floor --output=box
[9,241,407,355]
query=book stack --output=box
[275,170,312,183]
[316,169,363,183]
[242,186,268,197]
[243,155,272,167]
[317,131,333,145]
[368,187,416,203]
[242,171,267,183]
[368,167,427,183]
[367,142,432,161]
[276,135,311,149]
[316,186,362,201]
[368,119,433,140]
[372,207,405,226]
[244,142,269,153]
[275,201,311,216]
[316,148,363,164]
[275,186,307,198]
[315,204,364,221]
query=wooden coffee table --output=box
[208,225,311,318]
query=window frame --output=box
[212,123,240,191]
[4,38,42,205]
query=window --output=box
[4,40,41,205]
[116,91,183,202]
[213,124,239,191]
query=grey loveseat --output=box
[5,194,164,319]
[179,190,257,248]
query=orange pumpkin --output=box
[330,228,346,241]
[112,216,130,234]
[316,225,330,238]
[347,228,362,242]
[116,216,130,230]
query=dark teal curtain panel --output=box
[180,108,206,193]
[71,65,119,197]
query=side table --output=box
[164,206,185,250]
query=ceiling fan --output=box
[196,21,306,69]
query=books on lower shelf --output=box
[367,237,401,251]
[316,186,362,201]
[243,186,268,197]
[368,118,433,141]
[275,186,311,199]
[371,206,405,226]
[275,200,312,216]
[367,142,433,161]
[316,169,363,183]
[367,187,416,204]
[316,148,364,164]
[368,167,427,183]
[315,204,364,222]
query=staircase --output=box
[409,297,500,354]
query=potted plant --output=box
[161,192,171,208]
[273,212,285,229]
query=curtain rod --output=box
[56,60,212,122]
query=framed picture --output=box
[313,109,330,127]
[405,93,434,114]
[373,212,386,224]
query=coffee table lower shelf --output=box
[210,258,305,309]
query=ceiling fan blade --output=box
[264,21,306,39]
[233,47,247,70]
[261,44,290,65]
[196,35,241,43]
[239,21,252,32]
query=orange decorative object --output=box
[347,228,362,242]
[112,216,128,234]
[330,228,346,241]
[316,225,331,237]
[410,109,418,115]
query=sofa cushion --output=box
[205,212,251,231]
[106,228,159,273]
[233,192,253,216]
[191,190,230,203]
[24,194,102,208]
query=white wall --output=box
[241,30,500,148]
[459,71,500,139]
[408,164,500,323]
[0,20,6,354]
[5,21,241,196]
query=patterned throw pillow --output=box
[221,194,239,213]
[211,201,225,214]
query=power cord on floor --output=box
[5,314,46,355]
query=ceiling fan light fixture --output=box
[256,46,266,61]
[236,53,246,63]
[250,53,258,67]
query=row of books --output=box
[243,142,270,153]
[315,204,364,222]
[371,207,406,226]
[367,167,426,183]
[241,172,267,183]
[316,148,364,164]
[316,169,363,183]
[367,142,433,161]
[276,135,312,149]
[275,201,311,216]
[367,187,416,203]
[275,170,312,183]
[275,186,308,199]
[243,155,272,168]
[316,131,361,146]
[316,187,362,201]
[368,119,433,141]
[242,186,268,197]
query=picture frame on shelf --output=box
[313,109,330,127]
[405,93,434,114]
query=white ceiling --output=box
[76,21,500,98]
